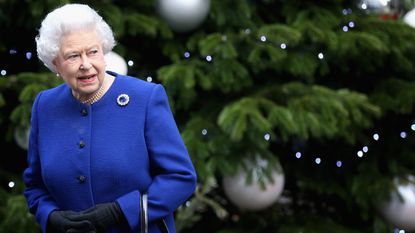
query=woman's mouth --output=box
[79,74,96,83]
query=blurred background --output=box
[2,0,415,232]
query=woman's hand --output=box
[70,202,124,232]
[47,210,95,233]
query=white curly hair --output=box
[35,3,116,73]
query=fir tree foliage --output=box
[0,171,40,233]
[2,0,415,232]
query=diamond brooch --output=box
[117,94,130,106]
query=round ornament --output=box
[358,0,388,13]
[379,176,415,231]
[14,125,30,150]
[357,0,399,20]
[222,157,285,211]
[156,0,210,32]
[404,8,415,28]
[105,51,128,75]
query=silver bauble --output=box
[157,0,210,32]
[358,0,390,13]
[14,125,30,150]
[379,176,415,232]
[222,157,285,211]
[404,8,415,28]
[105,51,128,75]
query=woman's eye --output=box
[68,54,79,60]
[89,50,98,55]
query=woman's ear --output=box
[52,59,60,75]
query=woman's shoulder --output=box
[111,72,160,93]
[117,74,153,86]
[36,83,68,100]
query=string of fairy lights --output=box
[1,4,412,173]
[2,4,415,232]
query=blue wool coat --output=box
[23,71,197,233]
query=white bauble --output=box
[222,157,285,211]
[157,0,210,32]
[105,51,128,75]
[404,8,415,28]
[14,125,30,150]
[358,0,389,13]
[379,176,415,232]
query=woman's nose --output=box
[80,55,92,70]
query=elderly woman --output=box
[23,3,197,233]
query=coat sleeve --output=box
[22,92,59,233]
[116,84,197,231]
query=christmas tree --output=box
[1,0,415,232]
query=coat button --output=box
[79,140,85,148]
[81,109,88,116]
[78,175,86,183]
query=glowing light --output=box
[184,52,190,58]
[295,152,302,159]
[206,55,213,62]
[318,53,324,59]
[315,157,321,164]
[260,35,267,42]
[342,26,349,32]
[1,70,6,76]
[342,8,352,15]
[348,21,355,28]
[202,129,208,135]
[8,181,15,188]
[400,131,407,139]
[342,9,349,15]
[280,43,287,49]
[26,52,32,59]
[373,133,379,141]
[357,151,364,157]
[336,161,342,167]
[362,146,368,153]
[127,60,134,66]
[264,133,270,141]
[146,76,153,82]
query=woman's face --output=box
[53,29,106,100]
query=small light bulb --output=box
[264,133,270,141]
[206,55,213,62]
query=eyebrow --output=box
[62,45,99,56]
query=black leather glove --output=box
[70,202,124,232]
[66,229,96,233]
[47,210,95,233]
